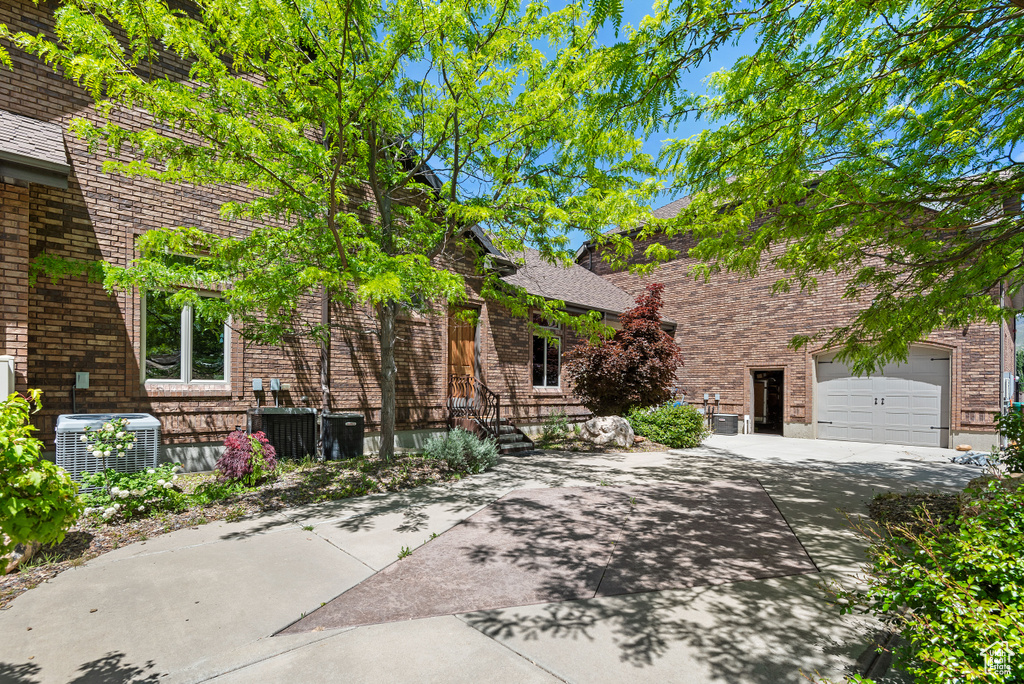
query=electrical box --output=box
[75,372,90,389]
[252,378,263,391]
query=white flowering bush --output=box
[80,417,139,495]
[80,463,185,521]
[81,417,137,463]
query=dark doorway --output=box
[752,370,784,435]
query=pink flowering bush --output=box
[216,430,277,486]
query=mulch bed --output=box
[867,492,963,535]
[0,454,458,610]
[866,476,1024,538]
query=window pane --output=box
[533,336,545,386]
[192,311,226,380]
[546,338,560,387]
[145,292,182,380]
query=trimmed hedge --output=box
[626,403,710,449]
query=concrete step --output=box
[498,433,526,443]
[499,442,534,454]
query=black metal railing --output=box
[446,374,501,440]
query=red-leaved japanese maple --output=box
[564,284,682,416]
[216,429,277,485]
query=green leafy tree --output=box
[1,0,657,459]
[596,0,1024,373]
[0,391,83,573]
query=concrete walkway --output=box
[0,435,977,683]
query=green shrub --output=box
[994,409,1024,473]
[0,390,83,572]
[80,463,186,521]
[836,479,1024,682]
[541,410,570,443]
[626,403,709,448]
[422,429,498,474]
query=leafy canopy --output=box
[600,0,1024,372]
[5,0,659,344]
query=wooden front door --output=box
[447,311,477,383]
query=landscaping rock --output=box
[2,540,40,576]
[581,416,635,448]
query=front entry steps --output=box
[495,420,534,454]
[454,416,534,454]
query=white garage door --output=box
[816,347,950,448]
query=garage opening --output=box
[815,347,950,448]
[752,370,784,435]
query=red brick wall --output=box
[0,180,30,392]
[3,0,586,448]
[580,232,1003,436]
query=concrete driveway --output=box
[0,435,977,683]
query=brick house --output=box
[0,0,643,468]
[577,196,1015,449]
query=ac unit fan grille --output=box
[56,426,160,489]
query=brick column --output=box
[0,179,30,392]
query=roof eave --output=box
[0,150,70,189]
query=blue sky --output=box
[565,3,759,250]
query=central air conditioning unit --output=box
[55,413,161,486]
[246,407,318,461]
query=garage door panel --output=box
[817,348,949,448]
[884,410,911,427]
[849,395,873,409]
[911,393,940,410]
[849,377,873,391]
[886,395,910,410]
[884,427,912,443]
[848,426,875,441]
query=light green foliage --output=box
[1,0,657,460]
[422,429,499,474]
[626,403,709,449]
[398,545,412,560]
[80,463,185,521]
[244,434,271,488]
[835,480,1024,682]
[599,0,1024,373]
[541,410,571,443]
[994,410,1024,474]
[0,391,83,572]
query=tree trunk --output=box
[378,299,398,461]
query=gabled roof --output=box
[501,248,638,316]
[0,110,70,188]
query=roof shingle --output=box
[502,248,637,315]
[0,109,69,170]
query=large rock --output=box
[581,416,635,448]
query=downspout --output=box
[1000,280,1006,450]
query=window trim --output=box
[531,313,562,389]
[142,291,231,386]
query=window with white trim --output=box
[144,291,228,383]
[532,313,561,388]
